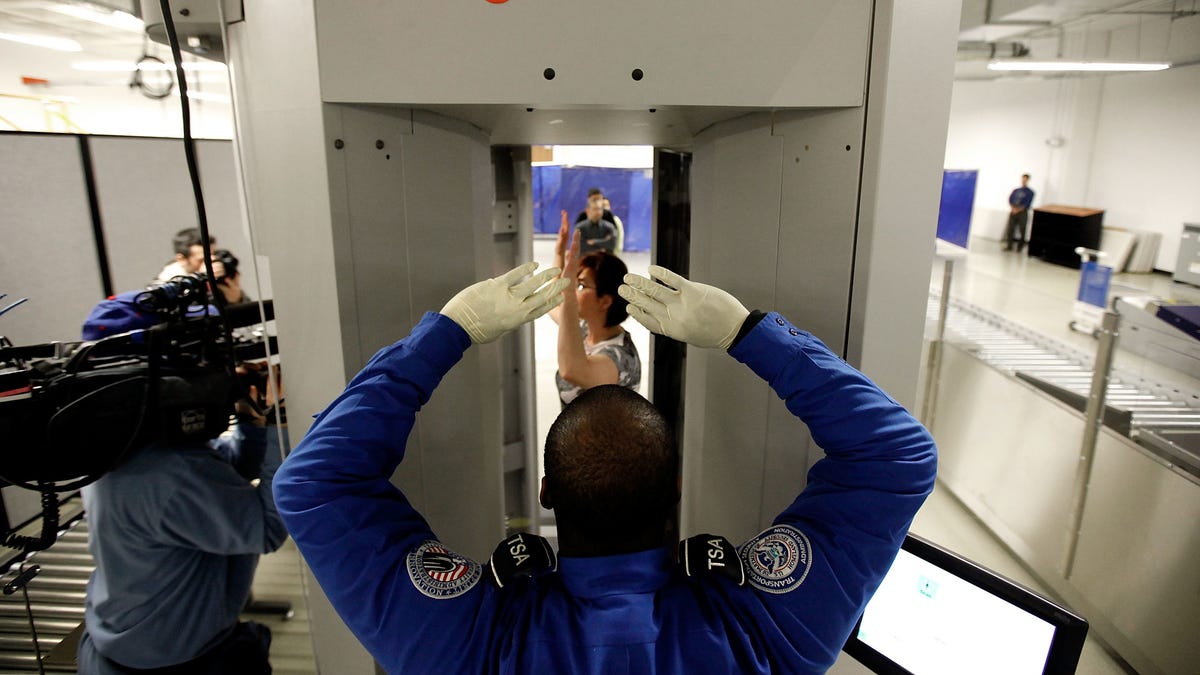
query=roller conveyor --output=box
[928,294,1200,480]
[0,514,93,672]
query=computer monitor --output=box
[843,534,1088,675]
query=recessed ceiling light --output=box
[0,32,83,52]
[548,119,565,125]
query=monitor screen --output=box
[843,534,1088,675]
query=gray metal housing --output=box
[223,2,962,670]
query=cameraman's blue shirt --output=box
[81,423,286,669]
[275,312,936,673]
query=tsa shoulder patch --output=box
[740,524,813,594]
[406,540,482,599]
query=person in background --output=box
[211,248,251,305]
[574,187,615,227]
[575,196,617,255]
[601,196,625,254]
[549,212,641,406]
[76,292,286,674]
[1004,173,1035,252]
[157,227,216,282]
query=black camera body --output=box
[0,278,240,492]
[0,278,279,552]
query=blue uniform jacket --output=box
[274,311,937,673]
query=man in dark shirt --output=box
[577,196,617,254]
[1005,173,1036,252]
[575,187,615,226]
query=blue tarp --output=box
[532,166,653,252]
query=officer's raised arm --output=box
[272,263,567,672]
[620,266,937,669]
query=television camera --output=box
[0,276,277,553]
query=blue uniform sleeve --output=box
[273,312,495,673]
[729,312,937,669]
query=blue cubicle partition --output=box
[532,165,653,252]
[937,169,978,249]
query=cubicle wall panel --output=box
[89,137,254,294]
[932,345,1080,574]
[195,141,258,290]
[0,133,103,344]
[1069,431,1200,675]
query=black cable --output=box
[157,0,236,374]
[1,486,58,553]
[78,135,114,297]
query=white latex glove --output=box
[618,266,750,349]
[442,262,570,344]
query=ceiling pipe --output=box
[957,40,1032,60]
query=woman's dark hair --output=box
[580,251,629,327]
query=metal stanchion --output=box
[921,259,954,428]
[3,564,45,675]
[1063,310,1120,577]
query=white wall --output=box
[943,77,1078,240]
[1087,66,1200,270]
[0,40,232,138]
[545,145,654,168]
[944,12,1200,272]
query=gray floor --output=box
[249,537,318,675]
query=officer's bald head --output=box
[544,385,678,551]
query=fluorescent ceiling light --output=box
[0,32,83,52]
[49,3,144,33]
[988,60,1170,72]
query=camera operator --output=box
[75,294,287,675]
[210,249,251,306]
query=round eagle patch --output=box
[406,540,482,599]
[741,524,813,594]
